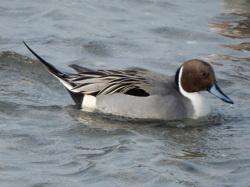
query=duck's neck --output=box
[176,66,210,119]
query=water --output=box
[0,0,250,186]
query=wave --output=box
[0,51,70,106]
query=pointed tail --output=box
[23,41,84,107]
[23,41,65,79]
[23,41,74,91]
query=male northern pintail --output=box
[23,42,233,120]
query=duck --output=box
[23,41,233,120]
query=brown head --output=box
[180,59,215,92]
[175,59,233,104]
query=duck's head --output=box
[175,59,233,104]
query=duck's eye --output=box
[202,72,208,78]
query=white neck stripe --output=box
[178,66,210,119]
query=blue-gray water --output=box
[0,0,250,186]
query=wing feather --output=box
[66,64,150,97]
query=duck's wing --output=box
[23,41,163,103]
[67,64,150,97]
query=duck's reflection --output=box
[67,106,224,159]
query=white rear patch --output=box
[81,95,96,110]
[178,66,210,119]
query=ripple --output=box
[0,0,250,186]
[210,15,250,38]
[75,144,120,159]
[0,51,70,106]
[31,183,53,187]
[152,26,220,41]
[0,51,61,86]
[82,40,113,57]
[0,164,22,172]
[57,160,96,177]
[222,42,250,51]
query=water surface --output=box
[0,0,250,186]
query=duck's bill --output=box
[208,84,234,104]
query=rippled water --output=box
[0,0,250,186]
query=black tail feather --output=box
[66,90,84,108]
[23,41,85,106]
[23,41,64,79]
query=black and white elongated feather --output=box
[68,67,150,96]
[23,42,151,107]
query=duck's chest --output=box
[184,93,211,119]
